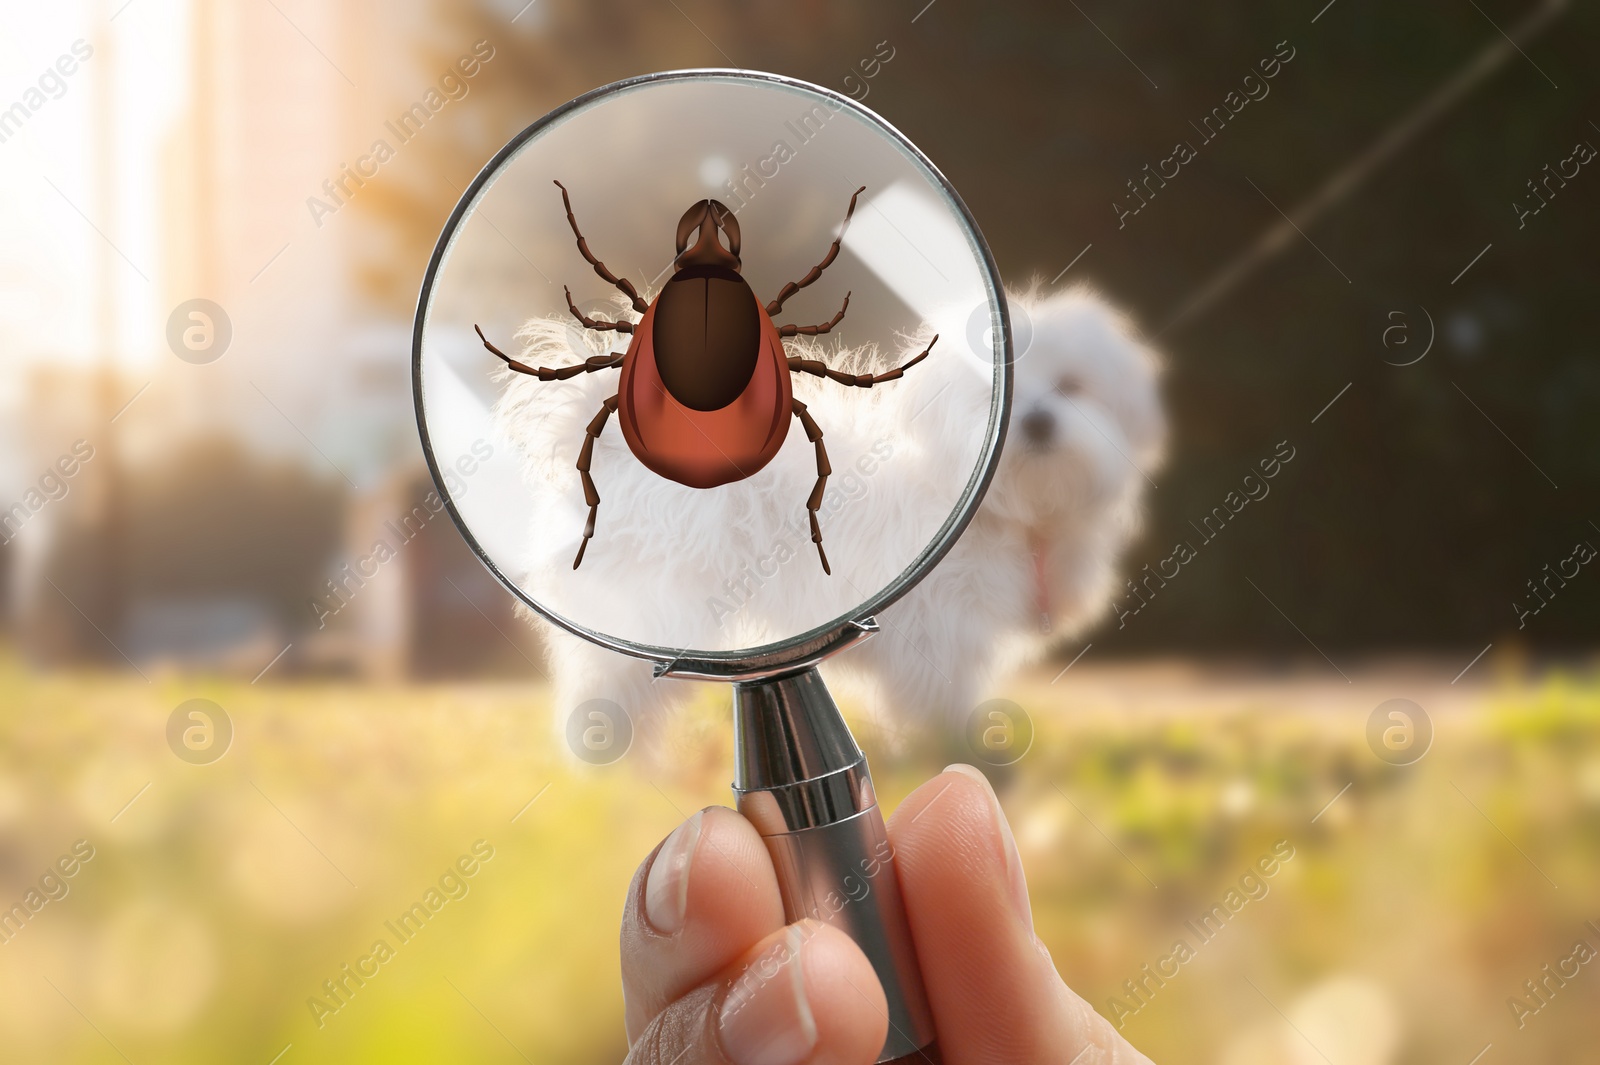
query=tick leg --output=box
[766,186,865,318]
[793,398,832,575]
[574,395,620,569]
[778,291,850,338]
[554,181,650,315]
[787,334,938,388]
[475,324,624,380]
[563,285,633,334]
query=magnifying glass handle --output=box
[732,669,939,1064]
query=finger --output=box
[889,765,1155,1065]
[625,919,887,1065]
[622,806,786,1042]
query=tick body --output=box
[618,266,792,489]
[475,182,936,572]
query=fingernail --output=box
[945,763,1033,933]
[644,809,702,934]
[719,925,818,1065]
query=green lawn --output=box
[0,655,1596,1064]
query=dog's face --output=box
[986,287,1165,529]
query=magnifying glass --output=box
[414,69,1010,1064]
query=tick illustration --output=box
[475,182,936,573]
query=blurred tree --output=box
[352,0,1600,654]
[352,0,878,315]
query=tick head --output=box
[674,199,742,273]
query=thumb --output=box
[888,765,1154,1065]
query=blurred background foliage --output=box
[357,0,1600,654]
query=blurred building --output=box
[4,0,531,678]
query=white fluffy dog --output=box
[491,285,1164,746]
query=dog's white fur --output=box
[492,286,1164,744]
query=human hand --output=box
[619,763,1155,1064]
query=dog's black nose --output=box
[1019,408,1055,447]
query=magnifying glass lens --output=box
[415,72,1007,668]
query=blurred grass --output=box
[0,653,1597,1063]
